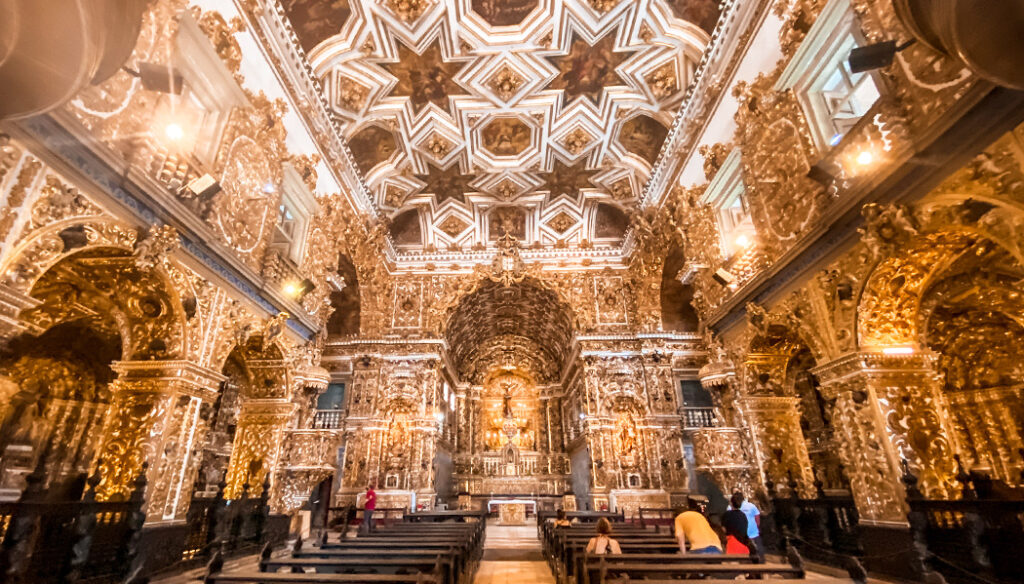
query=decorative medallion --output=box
[609,177,634,201]
[336,77,371,112]
[385,0,433,23]
[438,215,470,238]
[548,211,576,234]
[645,62,678,100]
[424,133,454,160]
[588,0,621,14]
[561,127,595,156]
[487,64,526,102]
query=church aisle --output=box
[475,520,556,584]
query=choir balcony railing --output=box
[312,409,344,430]
[681,407,718,429]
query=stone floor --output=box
[475,520,555,584]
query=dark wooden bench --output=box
[204,549,444,584]
[260,557,452,584]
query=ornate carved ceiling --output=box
[278,0,714,255]
[445,279,574,384]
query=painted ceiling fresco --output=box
[279,0,717,255]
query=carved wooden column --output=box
[945,387,1023,484]
[224,399,295,499]
[739,353,816,496]
[812,351,958,524]
[689,427,757,496]
[94,360,224,523]
[737,396,815,496]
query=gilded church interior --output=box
[1,0,1024,583]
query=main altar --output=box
[487,498,536,525]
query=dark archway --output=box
[326,254,360,336]
[660,245,699,332]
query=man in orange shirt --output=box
[674,497,723,554]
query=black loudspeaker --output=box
[848,41,898,74]
[134,62,184,94]
[712,268,736,286]
[807,162,835,186]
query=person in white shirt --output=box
[734,491,765,561]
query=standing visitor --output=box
[734,491,765,561]
[362,484,376,534]
[722,493,757,557]
[585,518,622,555]
[674,497,723,555]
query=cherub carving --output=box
[133,225,180,271]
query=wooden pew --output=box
[563,543,686,583]
[404,510,487,523]
[203,550,444,584]
[580,548,855,584]
[319,528,481,578]
[580,554,758,584]
[291,547,463,583]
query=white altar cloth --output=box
[486,498,537,513]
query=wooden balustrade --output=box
[0,455,289,583]
[0,454,147,583]
[764,463,1024,584]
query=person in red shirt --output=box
[362,484,377,534]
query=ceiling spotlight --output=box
[848,40,915,74]
[181,174,221,201]
[712,268,736,286]
[734,234,751,248]
[434,412,445,423]
[284,278,316,300]
[856,150,875,166]
[164,122,185,142]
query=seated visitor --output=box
[585,518,622,555]
[721,492,756,556]
[554,509,571,527]
[674,497,723,555]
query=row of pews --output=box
[540,512,857,584]
[204,510,486,584]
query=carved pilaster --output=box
[224,399,295,499]
[690,427,757,498]
[812,351,959,524]
[94,360,224,523]
[737,396,815,497]
[273,428,342,513]
[945,387,1024,483]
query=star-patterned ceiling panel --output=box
[283,0,715,254]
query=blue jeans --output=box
[691,546,721,554]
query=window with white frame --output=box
[270,164,317,263]
[171,11,249,165]
[701,149,755,258]
[775,0,882,151]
